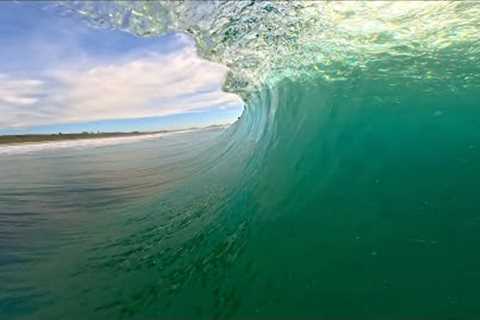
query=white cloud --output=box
[0,74,44,107]
[0,42,242,128]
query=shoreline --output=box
[0,125,227,146]
[0,131,169,146]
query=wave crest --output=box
[56,1,480,98]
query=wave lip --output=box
[56,1,480,97]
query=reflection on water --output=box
[0,127,245,319]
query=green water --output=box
[2,1,480,319]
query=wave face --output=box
[3,1,480,319]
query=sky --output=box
[0,1,243,135]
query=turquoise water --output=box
[2,1,480,319]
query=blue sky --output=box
[0,1,243,134]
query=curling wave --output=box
[3,1,480,319]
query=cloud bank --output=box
[0,38,242,129]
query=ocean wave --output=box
[2,2,480,318]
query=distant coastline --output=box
[0,125,226,145]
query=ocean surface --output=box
[2,1,480,319]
